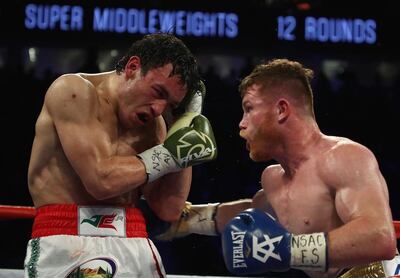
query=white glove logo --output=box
[176,130,216,167]
[252,234,283,263]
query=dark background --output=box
[0,0,399,275]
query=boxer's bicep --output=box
[45,75,116,193]
[251,189,278,219]
[215,199,252,233]
[333,144,390,224]
[327,144,396,264]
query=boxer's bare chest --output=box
[265,167,341,234]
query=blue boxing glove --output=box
[221,208,327,275]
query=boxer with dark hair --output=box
[25,33,217,277]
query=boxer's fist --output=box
[138,112,217,182]
[222,209,327,275]
[164,112,216,167]
[222,208,291,274]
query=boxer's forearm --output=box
[142,168,192,222]
[327,216,396,268]
[151,199,252,240]
[215,199,253,233]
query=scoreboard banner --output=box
[0,1,396,53]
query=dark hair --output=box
[116,33,201,97]
[239,58,315,115]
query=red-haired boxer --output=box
[25,33,217,278]
[148,59,396,278]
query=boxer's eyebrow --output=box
[155,85,179,109]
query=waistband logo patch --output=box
[81,213,119,230]
[79,207,126,237]
[65,257,117,278]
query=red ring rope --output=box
[0,205,399,238]
[0,205,36,219]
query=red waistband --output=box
[32,204,148,238]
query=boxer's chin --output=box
[249,150,260,161]
[249,148,268,162]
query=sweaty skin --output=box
[28,61,192,221]
[216,83,396,278]
[260,137,393,278]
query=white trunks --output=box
[24,204,166,278]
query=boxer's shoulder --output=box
[261,164,284,186]
[45,73,98,110]
[319,136,375,172]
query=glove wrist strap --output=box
[290,232,327,272]
[137,144,179,183]
[184,203,220,236]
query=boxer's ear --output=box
[276,98,290,123]
[125,56,141,78]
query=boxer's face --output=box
[119,58,186,128]
[239,84,280,161]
